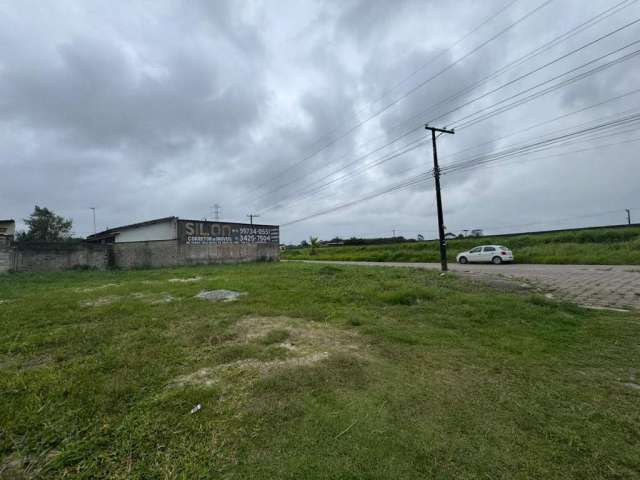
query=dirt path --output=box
[292,260,640,311]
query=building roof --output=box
[86,216,176,241]
[0,219,15,223]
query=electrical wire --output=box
[240,0,555,203]
[247,9,640,210]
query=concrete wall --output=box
[1,237,278,273]
[115,219,176,243]
[0,237,11,273]
[10,243,110,272]
[178,243,279,265]
[112,240,179,269]
[112,240,279,269]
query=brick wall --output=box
[11,242,109,272]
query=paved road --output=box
[294,260,640,311]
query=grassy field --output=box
[1,262,639,479]
[283,226,640,264]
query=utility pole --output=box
[212,204,221,221]
[425,124,455,272]
[247,213,260,225]
[392,229,396,238]
[90,207,96,234]
[626,208,631,225]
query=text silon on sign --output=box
[178,220,279,245]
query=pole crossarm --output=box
[425,125,455,135]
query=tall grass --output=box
[283,226,640,264]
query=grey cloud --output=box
[1,0,639,242]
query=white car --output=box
[456,245,514,264]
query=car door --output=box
[467,246,483,262]
[482,246,496,262]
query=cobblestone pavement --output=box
[295,261,640,311]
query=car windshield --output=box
[498,246,508,250]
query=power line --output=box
[281,172,434,227]
[425,17,640,127]
[380,0,639,139]
[258,135,430,214]
[441,113,640,175]
[279,122,640,228]
[240,0,555,203]
[439,87,640,161]
[262,92,640,216]
[252,13,640,212]
[301,0,522,152]
[450,43,640,130]
[265,117,639,221]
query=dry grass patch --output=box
[81,292,177,307]
[168,276,202,283]
[73,283,120,293]
[169,316,368,391]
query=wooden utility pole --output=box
[425,125,454,272]
[247,213,260,225]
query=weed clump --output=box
[379,288,436,306]
[318,265,342,276]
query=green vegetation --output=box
[284,226,640,264]
[16,206,73,242]
[1,262,639,478]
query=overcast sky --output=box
[1,0,639,243]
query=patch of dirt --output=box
[82,295,121,307]
[168,276,202,283]
[20,354,52,371]
[0,449,60,479]
[74,283,120,293]
[0,455,25,479]
[82,292,177,307]
[170,367,218,388]
[168,316,366,389]
[149,293,177,305]
[196,290,246,302]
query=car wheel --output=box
[492,256,502,265]
[458,256,468,264]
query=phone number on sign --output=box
[240,227,273,234]
[239,234,273,243]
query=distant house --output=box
[0,219,15,239]
[444,232,457,240]
[471,229,484,237]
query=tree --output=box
[17,206,73,242]
[309,236,319,256]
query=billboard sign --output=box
[177,220,279,245]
